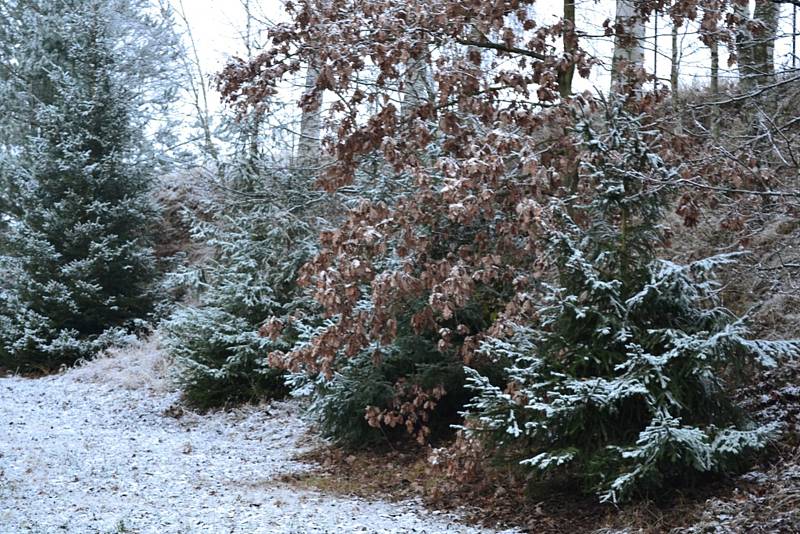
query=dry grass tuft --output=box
[67,335,175,394]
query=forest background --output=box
[1,0,799,530]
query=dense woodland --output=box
[1,0,800,531]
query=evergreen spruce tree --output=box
[161,167,319,409]
[464,99,800,503]
[0,0,178,371]
[297,304,474,448]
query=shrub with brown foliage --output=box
[219,1,598,444]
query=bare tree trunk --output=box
[558,0,576,98]
[653,11,659,91]
[610,0,646,93]
[734,1,756,90]
[709,32,720,137]
[296,61,322,170]
[670,22,679,104]
[710,38,719,96]
[669,22,685,135]
[793,5,797,70]
[400,57,432,116]
[752,0,779,85]
[735,0,779,90]
[243,0,261,168]
[176,0,219,165]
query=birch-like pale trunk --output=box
[734,0,756,90]
[296,61,322,171]
[752,0,779,85]
[735,0,779,90]
[670,22,679,104]
[709,31,720,137]
[710,38,719,96]
[558,0,577,98]
[400,57,432,116]
[793,6,797,70]
[610,0,646,93]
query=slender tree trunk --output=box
[610,0,646,93]
[654,11,659,91]
[558,0,576,98]
[296,61,322,170]
[243,0,261,167]
[670,22,679,104]
[710,38,719,95]
[400,57,432,116]
[176,0,219,165]
[710,33,720,137]
[670,22,683,135]
[734,0,755,90]
[752,0,779,85]
[793,6,797,70]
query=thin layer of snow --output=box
[0,344,516,534]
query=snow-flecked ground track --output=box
[0,344,517,534]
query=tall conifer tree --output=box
[0,0,178,371]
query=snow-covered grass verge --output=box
[0,340,516,533]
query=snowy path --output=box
[0,353,515,534]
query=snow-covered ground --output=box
[0,341,517,534]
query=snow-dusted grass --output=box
[0,341,514,533]
[68,335,175,393]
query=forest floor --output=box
[0,339,519,534]
[2,334,799,534]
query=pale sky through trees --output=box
[2,1,799,530]
[184,0,799,106]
